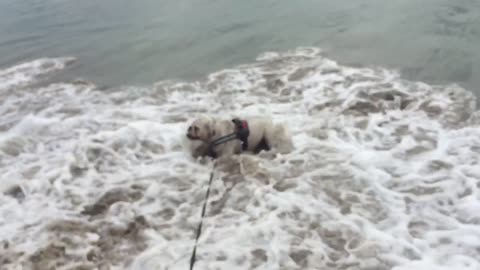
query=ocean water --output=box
[1,1,480,270]
[0,0,479,92]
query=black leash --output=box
[206,133,237,159]
[210,133,238,147]
[189,165,216,270]
[206,118,250,158]
[189,119,249,269]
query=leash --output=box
[189,119,249,269]
[207,132,237,158]
[189,162,216,270]
[207,118,250,158]
[210,133,238,147]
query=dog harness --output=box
[206,118,250,158]
[232,118,249,151]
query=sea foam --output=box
[1,48,479,270]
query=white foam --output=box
[1,47,480,269]
[0,57,75,91]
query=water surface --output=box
[0,0,479,93]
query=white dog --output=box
[185,115,293,159]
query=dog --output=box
[185,115,293,159]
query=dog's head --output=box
[186,117,215,142]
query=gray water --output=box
[1,0,480,93]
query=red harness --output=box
[232,119,249,151]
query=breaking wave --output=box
[1,48,480,270]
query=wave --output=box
[0,57,75,92]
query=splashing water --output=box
[1,47,480,270]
